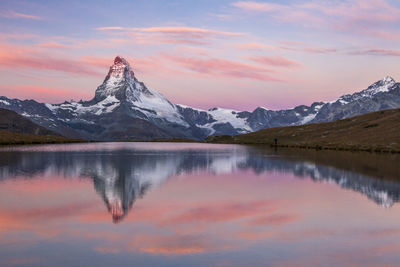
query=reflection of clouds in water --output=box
[0,143,399,224]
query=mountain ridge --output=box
[0,56,399,141]
[207,108,400,153]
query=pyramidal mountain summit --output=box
[0,56,399,141]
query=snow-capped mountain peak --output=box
[366,76,396,95]
[94,56,142,102]
[328,76,397,106]
[92,56,189,126]
[0,52,399,142]
[382,75,395,84]
[109,56,135,80]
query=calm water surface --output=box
[0,142,400,266]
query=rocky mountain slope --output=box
[208,108,400,153]
[0,56,399,140]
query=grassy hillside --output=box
[0,108,60,136]
[0,130,83,145]
[207,109,400,153]
[0,108,83,145]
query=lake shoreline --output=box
[206,140,400,154]
[2,137,399,155]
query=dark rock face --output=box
[0,55,399,141]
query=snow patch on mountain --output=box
[176,104,203,112]
[46,96,121,117]
[301,113,317,124]
[176,104,252,134]
[206,108,250,131]
[0,100,10,106]
[126,81,189,127]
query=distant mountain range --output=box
[208,108,400,153]
[0,56,399,141]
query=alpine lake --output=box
[0,142,400,266]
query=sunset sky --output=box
[0,0,399,111]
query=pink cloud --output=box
[232,0,400,40]
[0,54,103,76]
[350,48,400,56]
[249,55,301,68]
[232,1,287,12]
[236,230,275,240]
[97,26,242,37]
[0,44,103,76]
[162,54,281,81]
[0,85,91,102]
[239,42,338,54]
[371,244,400,254]
[81,56,111,68]
[36,42,73,49]
[0,33,41,41]
[129,32,211,45]
[248,214,301,226]
[210,13,234,21]
[281,45,338,54]
[96,26,243,45]
[95,27,125,31]
[137,27,242,37]
[0,10,43,20]
[239,43,278,51]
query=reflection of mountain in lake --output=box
[241,154,400,208]
[0,144,399,222]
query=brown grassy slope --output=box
[207,109,400,152]
[0,130,83,145]
[0,108,60,136]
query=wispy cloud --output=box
[239,42,338,54]
[0,44,103,76]
[232,0,400,40]
[238,43,278,51]
[96,27,125,31]
[137,27,242,37]
[350,48,400,56]
[96,26,243,45]
[0,54,102,76]
[162,54,281,81]
[240,41,400,57]
[36,42,73,49]
[0,84,92,103]
[232,1,287,12]
[249,55,301,68]
[0,10,43,20]
[247,214,301,226]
